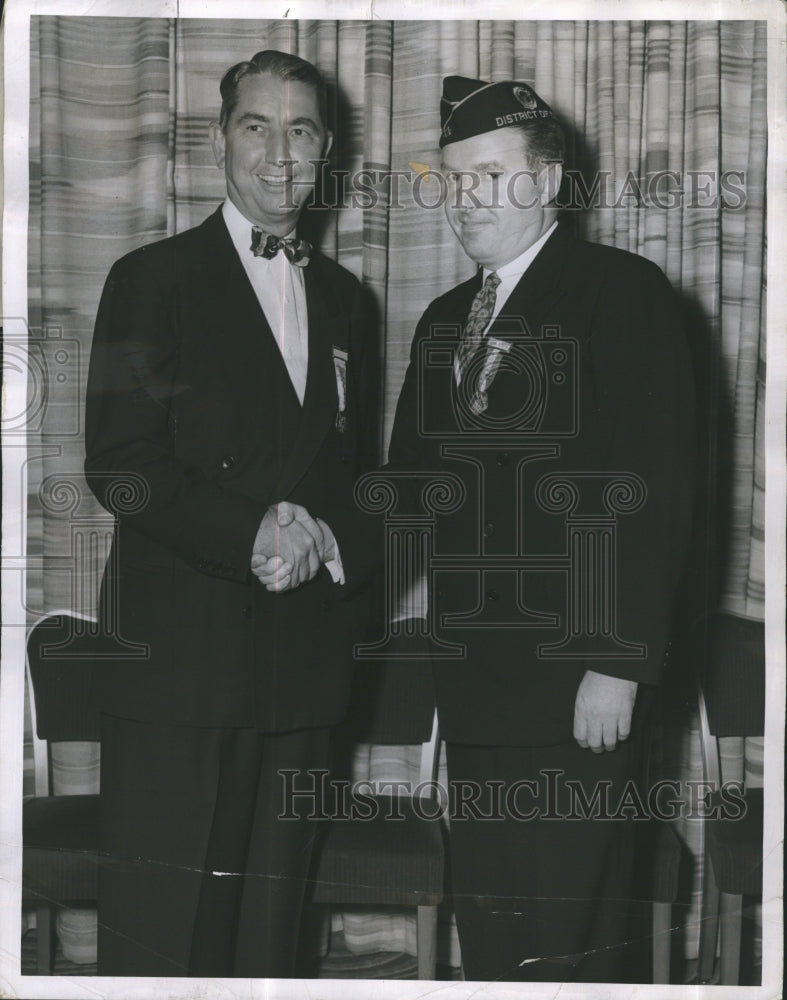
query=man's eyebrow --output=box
[236,112,270,124]
[290,115,321,130]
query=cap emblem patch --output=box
[513,85,538,110]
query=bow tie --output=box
[250,228,311,266]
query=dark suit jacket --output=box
[85,207,377,732]
[388,225,696,746]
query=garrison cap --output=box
[439,75,556,148]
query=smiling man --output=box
[85,50,375,977]
[388,76,696,981]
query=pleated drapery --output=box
[26,16,768,969]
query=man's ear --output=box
[209,122,226,168]
[322,130,334,160]
[539,161,563,206]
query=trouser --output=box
[98,713,329,977]
[445,731,652,983]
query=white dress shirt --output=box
[222,198,309,404]
[222,198,344,583]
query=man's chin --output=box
[456,234,495,265]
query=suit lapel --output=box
[198,210,341,498]
[275,252,342,497]
[473,225,571,406]
[202,210,344,497]
[202,209,304,413]
[443,226,573,423]
[488,224,570,341]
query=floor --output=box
[21,925,460,980]
[21,906,762,983]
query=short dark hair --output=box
[218,50,328,131]
[514,118,565,169]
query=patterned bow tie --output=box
[250,228,311,266]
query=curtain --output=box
[26,17,767,970]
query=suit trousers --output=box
[97,713,329,977]
[445,731,652,983]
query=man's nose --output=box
[265,130,289,166]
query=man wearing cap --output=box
[388,76,695,981]
[85,50,376,976]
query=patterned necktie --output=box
[455,270,501,383]
[250,228,311,266]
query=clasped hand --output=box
[251,502,334,593]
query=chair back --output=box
[693,611,765,788]
[26,612,102,795]
[339,633,439,797]
[699,611,765,739]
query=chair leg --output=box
[416,905,438,980]
[35,904,53,974]
[718,892,742,985]
[697,850,720,983]
[652,901,672,983]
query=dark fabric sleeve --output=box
[386,304,433,472]
[583,256,696,684]
[84,252,264,582]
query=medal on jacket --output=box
[332,347,348,432]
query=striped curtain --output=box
[27,17,767,968]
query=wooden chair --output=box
[22,612,101,974]
[695,612,765,985]
[650,810,685,982]
[309,643,445,979]
[643,674,686,984]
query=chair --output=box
[22,612,101,974]
[309,638,445,979]
[642,671,686,984]
[650,804,685,983]
[695,612,765,985]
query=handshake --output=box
[251,502,337,593]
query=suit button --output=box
[496,452,510,466]
[220,455,235,470]
[483,522,494,537]
[487,589,499,602]
[242,605,252,619]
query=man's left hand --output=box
[573,670,638,753]
[250,505,338,592]
[251,554,294,592]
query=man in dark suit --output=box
[388,76,695,981]
[84,50,375,977]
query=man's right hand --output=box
[251,502,325,591]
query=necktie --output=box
[250,228,311,266]
[455,271,501,383]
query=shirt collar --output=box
[482,220,559,281]
[221,197,296,259]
